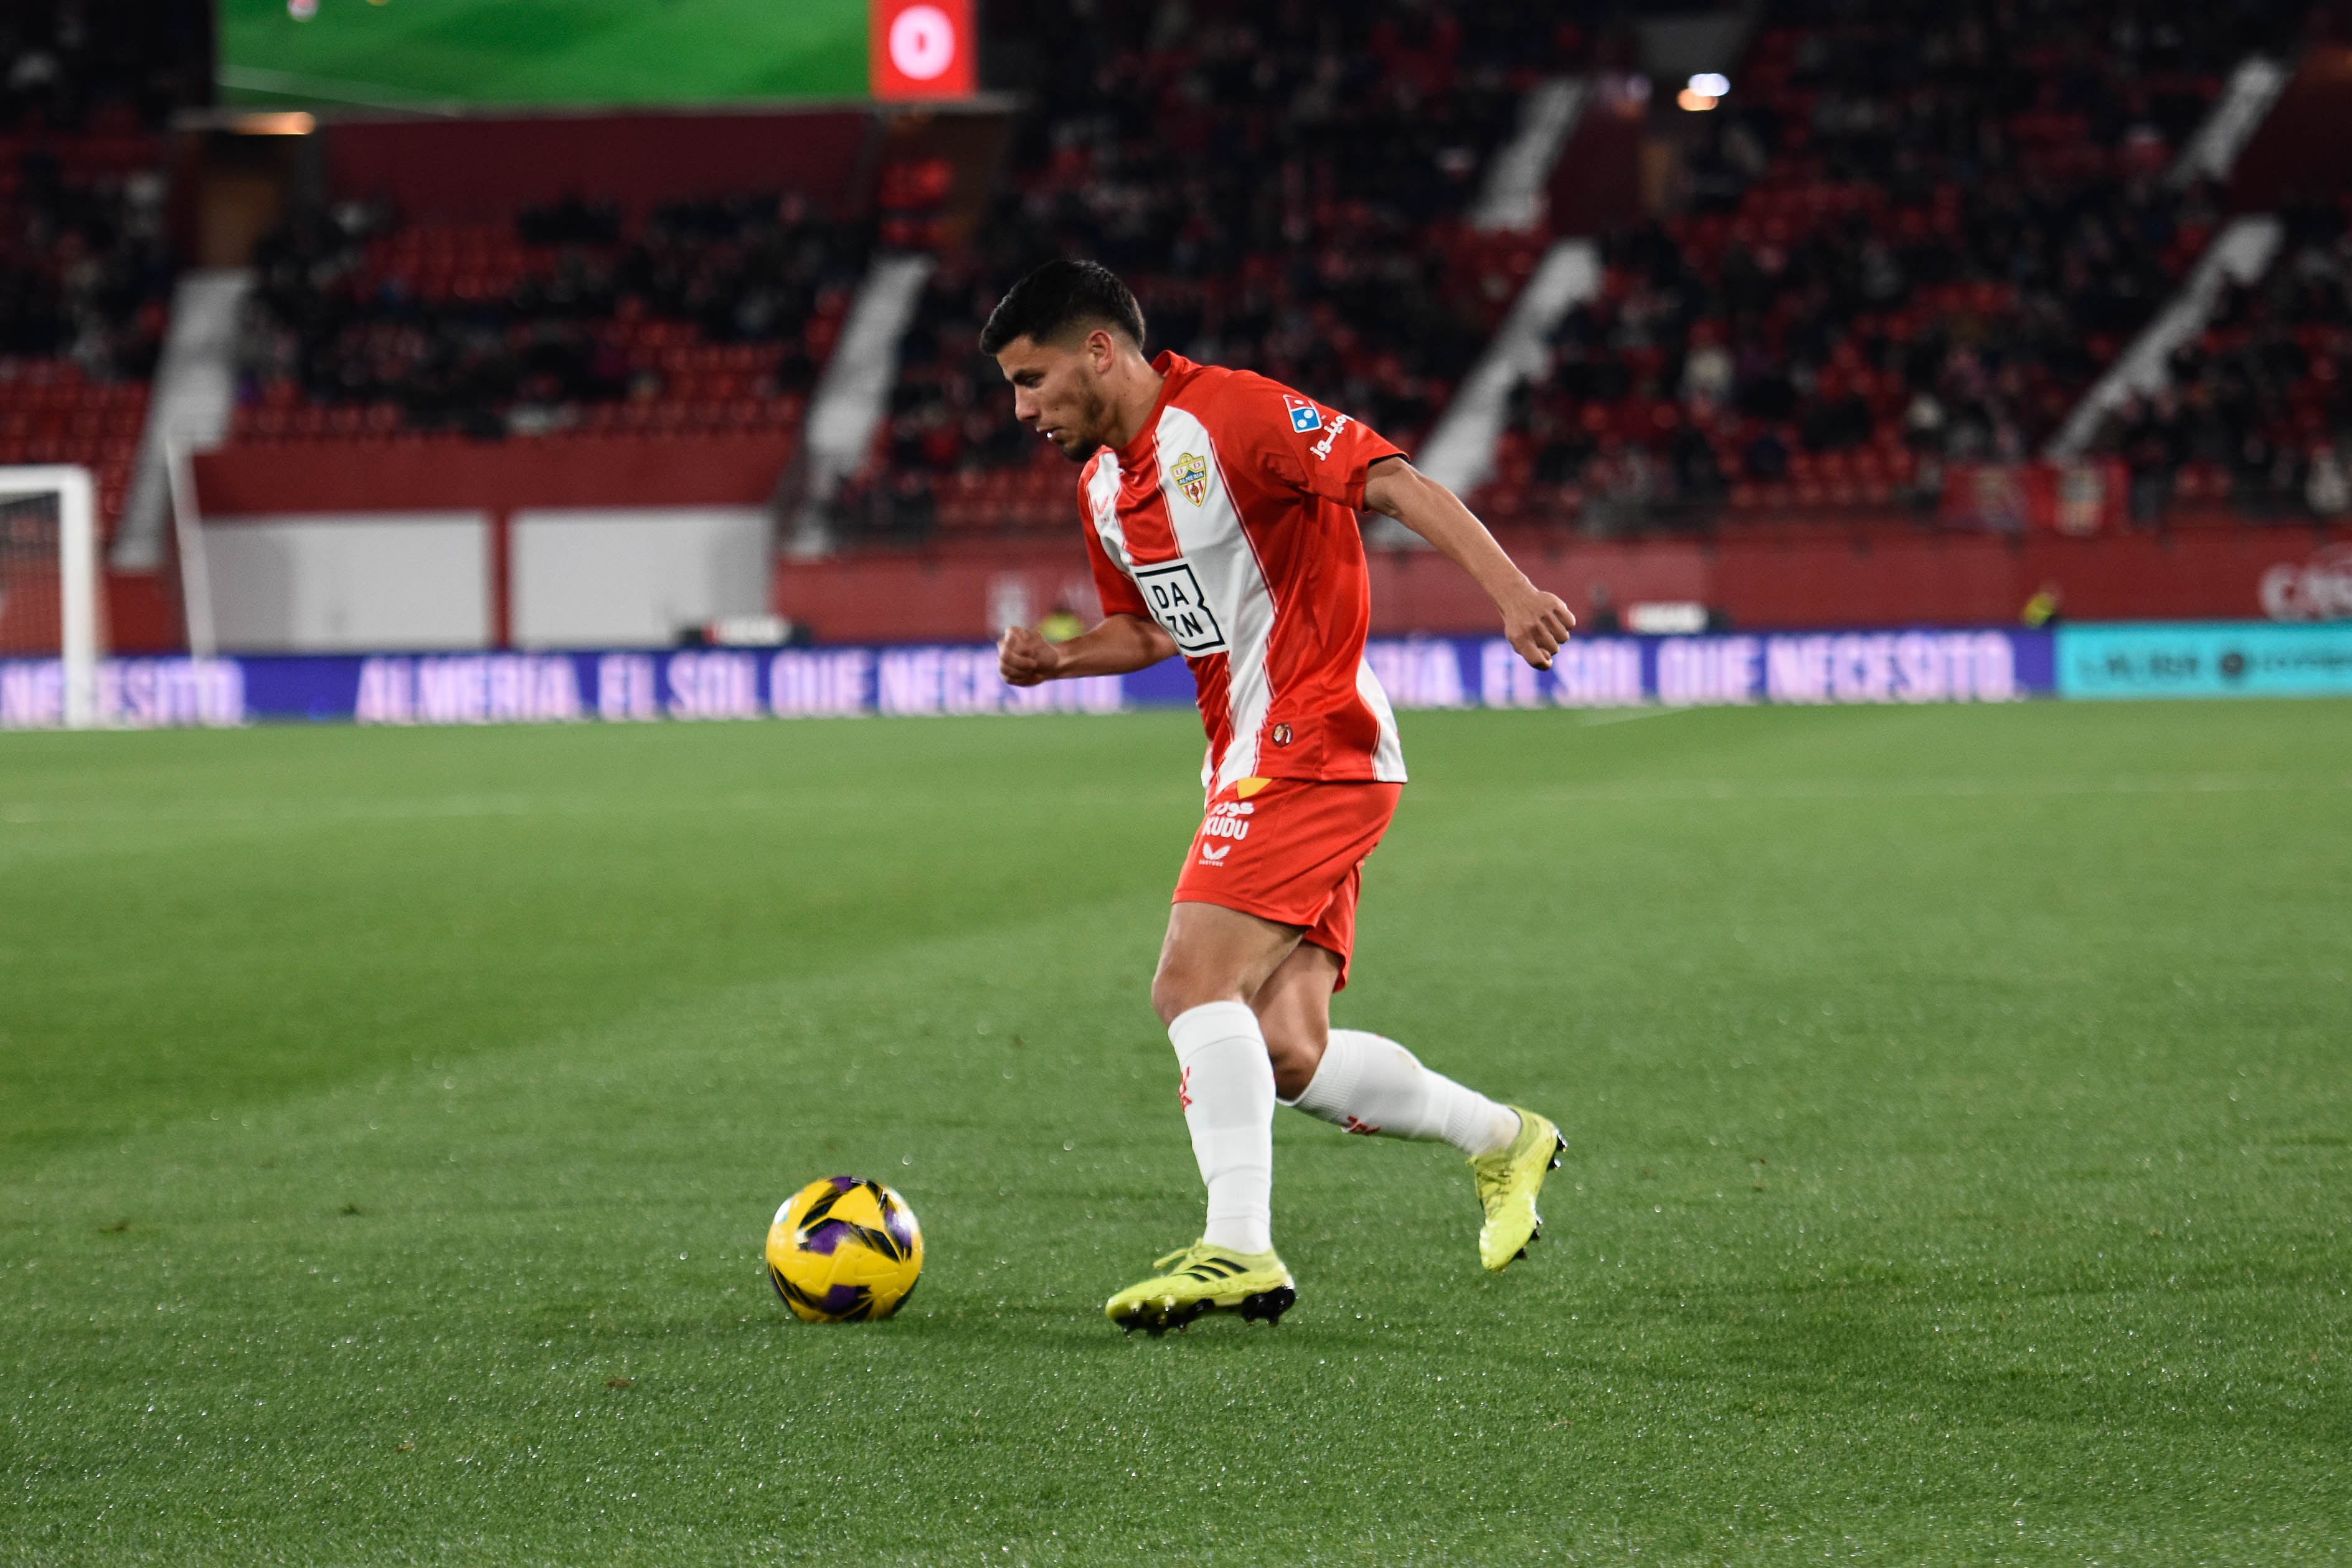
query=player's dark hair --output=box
[978,259,1146,355]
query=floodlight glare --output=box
[1689,72,1731,97]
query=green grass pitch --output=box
[4,700,2349,1564]
[217,0,866,110]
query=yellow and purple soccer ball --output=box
[765,1176,924,1322]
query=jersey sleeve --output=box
[1251,384,1405,511]
[1079,489,1150,620]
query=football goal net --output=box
[0,465,101,729]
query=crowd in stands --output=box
[7,0,2344,562]
[0,0,207,139]
[2090,192,2352,521]
[839,0,1589,539]
[0,0,202,537]
[1476,0,2310,534]
[235,194,871,443]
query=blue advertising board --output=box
[2054,621,2352,699]
[2,628,2056,731]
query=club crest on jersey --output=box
[1283,395,1323,433]
[1171,451,1210,506]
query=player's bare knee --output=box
[1150,961,1246,1025]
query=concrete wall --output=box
[202,507,770,653]
[774,525,2352,644]
[511,507,769,648]
[204,513,489,652]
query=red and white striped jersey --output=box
[1078,352,1408,791]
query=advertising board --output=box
[218,0,972,110]
[1,629,2054,732]
[2055,621,2352,699]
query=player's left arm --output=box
[1361,456,1576,670]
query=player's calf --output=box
[1285,1027,1521,1155]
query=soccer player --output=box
[985,260,1576,1335]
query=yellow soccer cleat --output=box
[1471,1107,1566,1272]
[1104,1241,1296,1336]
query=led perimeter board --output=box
[218,0,975,111]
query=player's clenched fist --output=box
[1500,585,1577,670]
[998,624,1064,686]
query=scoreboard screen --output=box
[218,0,974,110]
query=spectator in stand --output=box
[0,0,209,136]
[2308,440,2351,517]
[0,1,203,535]
[237,192,867,439]
[866,0,1584,535]
[1584,580,1622,635]
[1481,0,2305,534]
[2021,580,2065,629]
[2117,389,2188,523]
[2089,191,2352,522]
[0,151,170,382]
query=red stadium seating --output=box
[232,194,866,454]
[2084,194,2352,523]
[0,135,168,544]
[1471,0,2306,536]
[839,1,1584,541]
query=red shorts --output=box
[1171,777,1403,989]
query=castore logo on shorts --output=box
[1199,799,1253,863]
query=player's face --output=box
[995,332,1115,462]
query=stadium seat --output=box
[232,194,871,454]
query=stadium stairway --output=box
[2047,218,2285,459]
[1409,239,1601,527]
[113,269,252,576]
[1389,74,1597,545]
[2045,42,2352,487]
[785,253,936,556]
[2043,49,2297,458]
[1449,12,2321,540]
[1467,77,1588,234]
[2172,55,2293,189]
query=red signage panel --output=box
[871,0,976,100]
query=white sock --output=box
[1290,1028,1521,1157]
[1168,1001,1276,1255]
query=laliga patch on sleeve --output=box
[1283,395,1323,433]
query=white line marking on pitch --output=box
[4,773,2350,834]
[1511,774,2352,804]
[1575,706,1690,727]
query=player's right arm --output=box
[1012,458,1175,684]
[999,615,1177,686]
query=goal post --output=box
[0,465,101,730]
